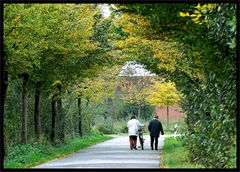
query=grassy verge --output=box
[161,137,204,168]
[4,132,112,168]
[160,119,186,134]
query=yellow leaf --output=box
[52,80,62,86]
[192,17,199,22]
[207,4,214,9]
[194,10,201,14]
[202,4,207,9]
[179,12,189,17]
[196,3,201,9]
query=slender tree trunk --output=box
[34,82,41,140]
[142,103,146,120]
[65,94,74,138]
[77,96,83,137]
[167,105,169,130]
[57,85,64,141]
[86,98,91,133]
[21,74,29,144]
[138,104,141,119]
[51,96,57,143]
[107,97,115,123]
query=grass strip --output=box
[4,133,112,168]
[160,137,204,168]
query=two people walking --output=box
[127,115,164,150]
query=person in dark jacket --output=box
[148,115,164,150]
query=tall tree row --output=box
[3,4,114,154]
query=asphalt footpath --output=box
[33,135,171,169]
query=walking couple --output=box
[127,115,164,150]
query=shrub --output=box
[94,123,117,134]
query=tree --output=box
[3,4,114,143]
[119,76,152,119]
[146,80,181,129]
[72,65,121,129]
[4,4,45,143]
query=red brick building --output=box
[155,105,185,121]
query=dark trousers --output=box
[129,136,137,149]
[150,136,159,150]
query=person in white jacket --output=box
[127,116,145,150]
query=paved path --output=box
[33,135,175,169]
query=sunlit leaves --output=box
[4,4,44,75]
[4,4,100,79]
[113,10,184,73]
[179,3,220,25]
[152,40,184,72]
[179,12,189,17]
[115,36,183,73]
[113,13,156,38]
[119,76,152,105]
[73,66,121,103]
[146,79,181,107]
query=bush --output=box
[93,123,117,134]
[113,119,128,134]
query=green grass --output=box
[161,137,204,168]
[160,119,186,134]
[4,132,112,168]
[162,131,175,134]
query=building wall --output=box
[155,105,185,121]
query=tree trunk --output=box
[77,96,83,137]
[138,103,141,119]
[51,96,57,143]
[57,85,65,141]
[34,82,41,140]
[21,74,29,144]
[65,94,74,137]
[142,103,146,120]
[167,105,169,130]
[107,97,115,122]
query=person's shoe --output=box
[155,148,158,150]
[151,147,153,150]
